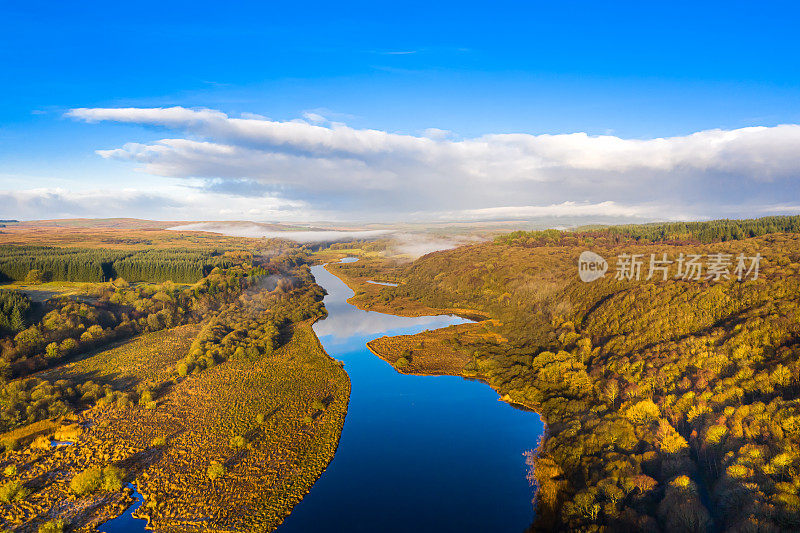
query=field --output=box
[0,324,200,531]
[0,225,353,532]
[105,321,350,531]
[0,321,349,531]
[38,324,201,388]
[0,224,265,251]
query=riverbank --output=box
[365,320,502,376]
[323,261,488,320]
[0,321,350,532]
[278,262,540,533]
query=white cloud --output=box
[302,112,326,124]
[167,222,390,242]
[440,201,687,220]
[0,188,310,222]
[65,106,800,221]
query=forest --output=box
[496,215,800,247]
[331,218,800,532]
[0,227,353,531]
[0,245,233,283]
[0,243,316,437]
[0,292,30,336]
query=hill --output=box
[330,219,800,532]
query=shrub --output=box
[230,435,247,448]
[207,461,226,481]
[45,342,60,360]
[151,436,166,446]
[138,390,153,405]
[0,480,30,503]
[70,467,103,495]
[54,424,82,442]
[101,465,125,492]
[38,520,65,533]
[31,435,51,450]
[24,269,43,283]
[70,465,126,495]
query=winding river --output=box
[279,262,543,532]
[100,259,543,532]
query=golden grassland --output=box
[0,321,350,532]
[0,226,267,251]
[111,321,350,532]
[322,260,485,319]
[38,324,201,387]
[367,320,505,376]
[0,324,200,531]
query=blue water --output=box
[98,259,543,532]
[99,483,146,533]
[365,280,399,287]
[278,262,543,533]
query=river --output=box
[99,259,543,532]
[278,261,543,532]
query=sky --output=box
[1,1,799,224]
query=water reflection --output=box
[279,260,542,533]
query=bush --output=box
[230,435,247,448]
[38,520,65,533]
[24,269,43,283]
[70,465,125,495]
[0,480,30,503]
[151,436,166,446]
[54,423,82,442]
[207,461,226,481]
[101,465,125,492]
[31,435,51,450]
[70,467,103,495]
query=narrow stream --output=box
[99,483,146,533]
[279,261,543,532]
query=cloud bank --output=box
[0,188,308,221]
[167,222,390,243]
[65,106,800,221]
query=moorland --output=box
[1,216,800,532]
[0,222,348,532]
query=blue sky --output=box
[2,1,799,222]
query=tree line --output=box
[495,215,800,247]
[0,245,233,283]
[0,248,331,441]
